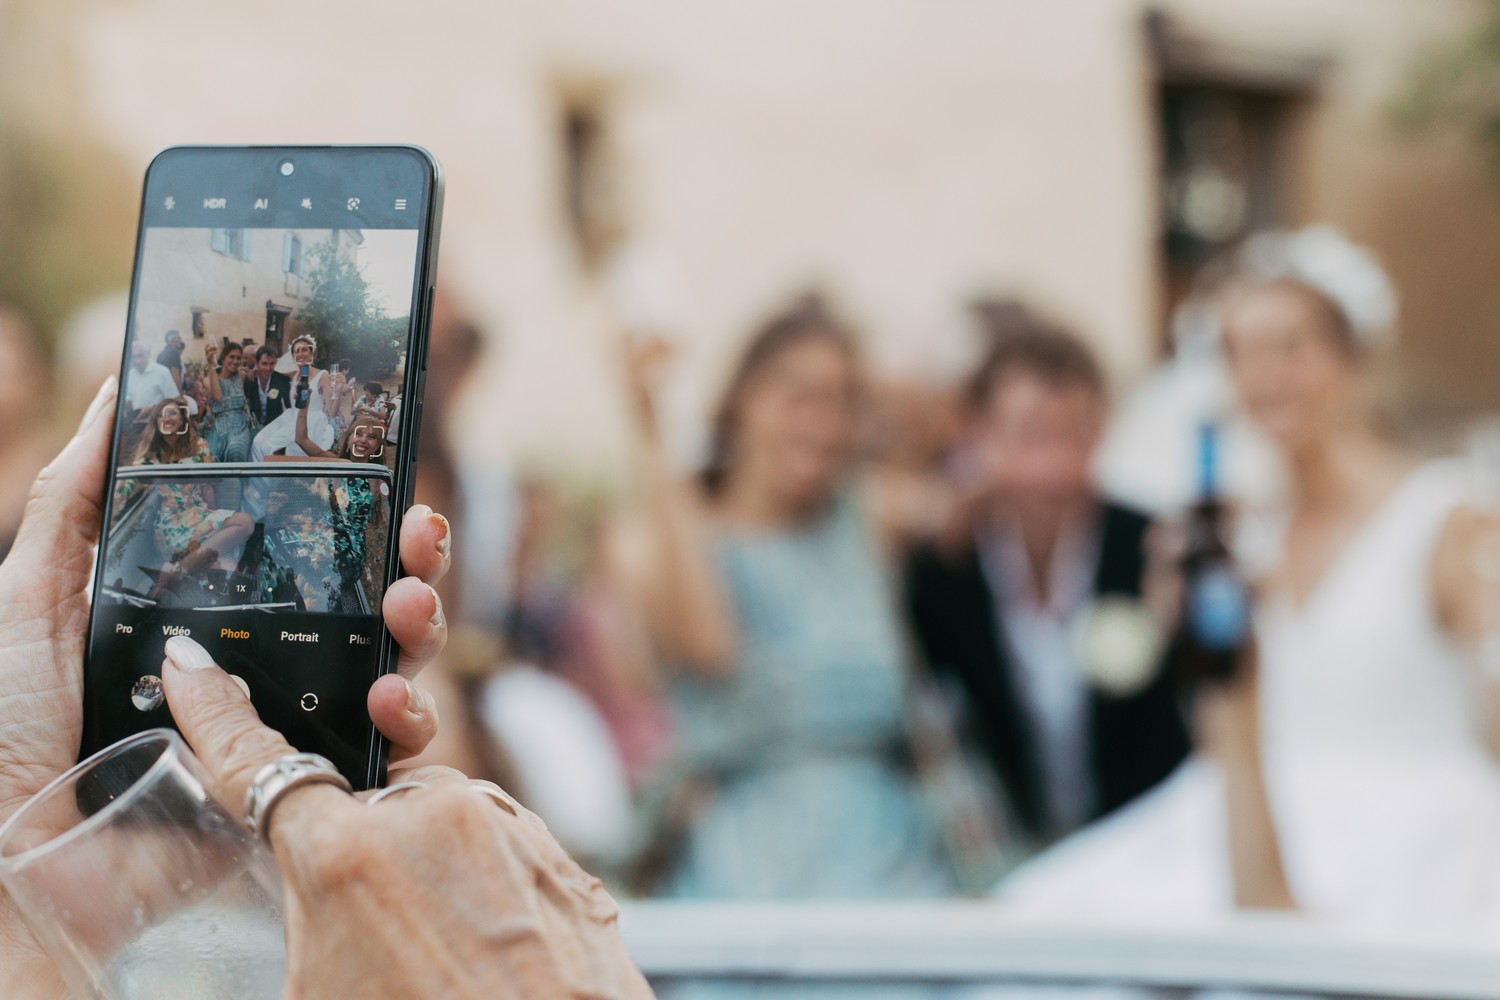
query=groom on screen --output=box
[245,345,292,429]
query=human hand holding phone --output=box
[157,637,652,1000]
[0,381,450,998]
[84,146,443,788]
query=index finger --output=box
[161,636,358,843]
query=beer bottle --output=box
[1170,422,1251,683]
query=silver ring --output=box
[243,753,353,843]
[469,780,519,816]
[365,781,427,806]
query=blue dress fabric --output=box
[205,376,252,464]
[666,495,953,901]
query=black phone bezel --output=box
[82,144,445,791]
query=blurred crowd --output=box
[8,222,1500,936]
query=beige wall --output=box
[132,227,332,358]
[33,0,1500,469]
[130,227,417,375]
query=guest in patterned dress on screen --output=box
[131,396,254,575]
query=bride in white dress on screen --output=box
[999,228,1500,938]
[250,334,341,460]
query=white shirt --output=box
[978,517,1100,838]
[124,361,179,412]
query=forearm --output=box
[1222,752,1295,908]
[294,406,328,458]
[631,432,737,675]
[322,379,343,418]
[1430,510,1500,756]
[1202,659,1296,911]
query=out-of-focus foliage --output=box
[0,0,135,349]
[0,126,135,345]
[1393,1,1500,169]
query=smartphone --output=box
[82,146,444,789]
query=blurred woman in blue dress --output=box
[624,296,955,902]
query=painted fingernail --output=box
[428,587,445,629]
[164,635,216,671]
[229,675,251,699]
[77,376,118,434]
[429,512,451,560]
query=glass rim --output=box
[0,728,184,873]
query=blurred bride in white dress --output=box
[999,227,1500,938]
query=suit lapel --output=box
[1083,504,1148,818]
[950,544,1046,835]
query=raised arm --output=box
[1200,649,1297,911]
[322,370,347,419]
[1432,506,1500,757]
[618,336,739,678]
[293,401,337,460]
[202,345,223,403]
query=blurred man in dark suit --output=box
[904,314,1190,845]
[244,344,292,428]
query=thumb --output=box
[3,377,116,612]
[161,635,301,812]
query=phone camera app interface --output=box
[88,171,425,784]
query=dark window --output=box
[282,233,305,276]
[559,89,622,271]
[1145,10,1326,344]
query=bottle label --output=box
[1188,566,1249,652]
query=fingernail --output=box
[229,675,251,699]
[77,376,117,434]
[428,587,445,629]
[429,512,451,560]
[402,677,427,717]
[164,635,216,671]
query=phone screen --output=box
[83,147,441,788]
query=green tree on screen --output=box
[296,239,397,377]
